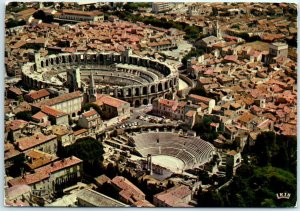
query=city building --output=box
[153,185,193,207]
[76,188,128,207]
[31,91,83,119]
[78,108,102,133]
[55,10,104,22]
[152,3,172,13]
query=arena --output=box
[130,131,216,173]
[21,48,179,107]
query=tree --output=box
[44,15,54,23]
[100,5,111,12]
[33,10,46,20]
[15,111,32,121]
[253,131,276,166]
[58,137,104,177]
[6,19,26,28]
[198,190,224,207]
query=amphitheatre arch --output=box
[21,51,179,106]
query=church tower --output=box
[87,71,97,102]
[214,20,222,39]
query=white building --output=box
[56,9,104,22]
[152,3,172,14]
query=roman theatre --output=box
[21,48,179,107]
[104,127,217,177]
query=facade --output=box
[188,4,212,16]
[15,132,58,154]
[269,42,288,58]
[78,108,102,133]
[31,91,83,118]
[40,105,69,126]
[8,156,83,194]
[226,150,242,177]
[94,95,130,120]
[187,94,216,114]
[152,3,172,13]
[56,10,104,22]
[24,89,50,103]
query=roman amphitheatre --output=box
[21,48,182,107]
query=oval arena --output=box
[21,49,179,107]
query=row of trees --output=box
[111,10,203,42]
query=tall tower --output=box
[215,20,222,39]
[67,68,81,91]
[147,154,153,175]
[88,71,97,102]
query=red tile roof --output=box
[95,94,128,108]
[31,91,82,109]
[8,87,23,95]
[8,172,49,186]
[25,89,50,100]
[74,128,88,136]
[32,111,48,121]
[111,176,145,204]
[41,105,67,117]
[189,94,212,104]
[82,108,98,118]
[16,132,57,151]
[5,119,28,132]
[35,156,82,174]
[154,185,192,207]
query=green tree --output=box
[58,137,104,177]
[33,10,46,20]
[15,111,32,121]
[198,190,224,207]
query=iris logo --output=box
[276,192,291,200]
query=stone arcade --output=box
[21,49,179,107]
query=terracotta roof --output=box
[16,132,57,151]
[8,172,49,186]
[35,156,82,174]
[8,87,23,95]
[25,149,58,170]
[41,105,67,118]
[95,94,128,108]
[185,110,196,117]
[82,108,98,118]
[94,174,111,186]
[189,94,212,104]
[133,199,155,207]
[6,119,28,132]
[154,185,192,207]
[25,89,50,100]
[32,111,48,121]
[111,176,145,203]
[32,91,82,109]
[74,128,88,136]
[238,112,256,123]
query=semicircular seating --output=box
[129,131,215,170]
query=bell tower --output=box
[87,71,97,102]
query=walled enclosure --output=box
[21,50,179,107]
